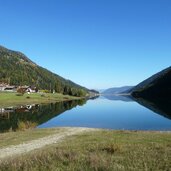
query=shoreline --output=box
[37,126,171,133]
[0,127,170,147]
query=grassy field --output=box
[0,128,170,171]
[0,92,81,107]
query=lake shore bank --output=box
[0,127,170,170]
[0,92,84,108]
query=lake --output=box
[0,96,171,132]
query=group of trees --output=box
[63,86,87,97]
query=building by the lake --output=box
[0,83,17,92]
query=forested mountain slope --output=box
[0,45,88,96]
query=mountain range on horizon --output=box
[0,45,88,96]
[102,86,133,95]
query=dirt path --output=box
[0,127,95,160]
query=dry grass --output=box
[0,128,67,148]
[17,121,38,131]
[0,129,171,171]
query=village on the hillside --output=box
[0,83,38,93]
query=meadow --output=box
[0,128,170,171]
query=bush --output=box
[17,88,26,96]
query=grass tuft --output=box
[100,143,122,154]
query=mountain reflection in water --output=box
[0,99,87,133]
[132,97,171,120]
[103,95,171,120]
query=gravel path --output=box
[0,127,95,160]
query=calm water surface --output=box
[1,96,171,132]
[38,96,171,131]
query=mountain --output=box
[131,66,171,99]
[103,95,133,102]
[0,45,88,96]
[102,86,133,95]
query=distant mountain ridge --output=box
[103,95,133,102]
[102,86,133,95]
[0,45,88,96]
[130,66,171,99]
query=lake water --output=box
[0,96,171,132]
[37,96,171,130]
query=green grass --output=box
[0,129,171,171]
[0,92,81,107]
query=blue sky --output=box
[0,0,171,89]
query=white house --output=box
[0,84,17,92]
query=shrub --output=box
[17,88,26,96]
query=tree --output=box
[77,89,87,97]
[17,87,26,96]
